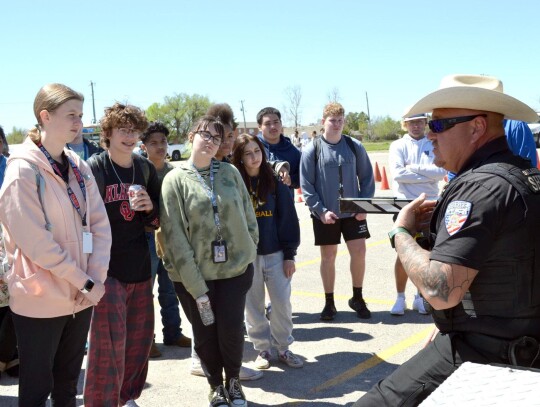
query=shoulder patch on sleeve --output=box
[444,200,471,236]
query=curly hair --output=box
[206,103,234,130]
[100,102,148,148]
[323,102,345,119]
[140,121,170,143]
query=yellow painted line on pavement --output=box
[296,238,389,269]
[293,237,394,305]
[309,325,435,394]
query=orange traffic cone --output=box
[380,167,390,190]
[374,162,382,182]
[295,188,304,203]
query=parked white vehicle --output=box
[168,143,187,161]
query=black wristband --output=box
[388,227,411,249]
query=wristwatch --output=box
[388,227,411,249]
[80,278,95,294]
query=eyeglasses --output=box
[117,127,140,137]
[428,114,487,134]
[198,131,222,146]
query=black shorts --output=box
[312,215,370,246]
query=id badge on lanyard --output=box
[191,160,227,263]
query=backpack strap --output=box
[343,135,359,163]
[87,155,105,198]
[313,135,360,184]
[314,136,321,165]
[314,135,359,164]
[28,163,52,232]
[1,160,51,276]
[134,155,150,186]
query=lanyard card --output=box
[83,232,93,254]
[211,240,228,263]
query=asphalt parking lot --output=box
[0,151,437,406]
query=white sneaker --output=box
[239,365,263,381]
[189,357,205,377]
[278,350,304,368]
[191,356,263,381]
[413,295,429,315]
[390,296,406,315]
[254,350,271,370]
[124,400,139,407]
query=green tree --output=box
[344,111,370,136]
[6,127,26,144]
[371,116,402,141]
[146,93,211,143]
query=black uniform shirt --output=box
[430,137,528,270]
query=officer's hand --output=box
[394,193,435,234]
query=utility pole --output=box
[240,100,247,131]
[90,81,97,124]
[365,91,372,140]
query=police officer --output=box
[355,74,540,406]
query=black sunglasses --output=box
[428,114,487,133]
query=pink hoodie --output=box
[0,138,111,318]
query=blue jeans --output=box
[147,232,183,343]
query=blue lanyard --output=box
[37,142,87,226]
[190,159,222,240]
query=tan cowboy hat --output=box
[403,113,428,122]
[403,74,538,123]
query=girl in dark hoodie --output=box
[232,134,303,371]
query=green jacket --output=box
[159,160,258,299]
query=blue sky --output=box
[1,0,539,132]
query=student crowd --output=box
[1,74,539,407]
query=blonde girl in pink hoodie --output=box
[0,83,111,406]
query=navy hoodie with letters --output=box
[250,176,300,260]
[258,134,302,189]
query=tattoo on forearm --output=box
[395,234,472,303]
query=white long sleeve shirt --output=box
[388,134,446,200]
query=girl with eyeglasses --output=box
[158,115,258,407]
[84,103,160,407]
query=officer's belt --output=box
[462,332,510,361]
[463,332,540,367]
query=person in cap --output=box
[354,74,540,406]
[388,113,446,316]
